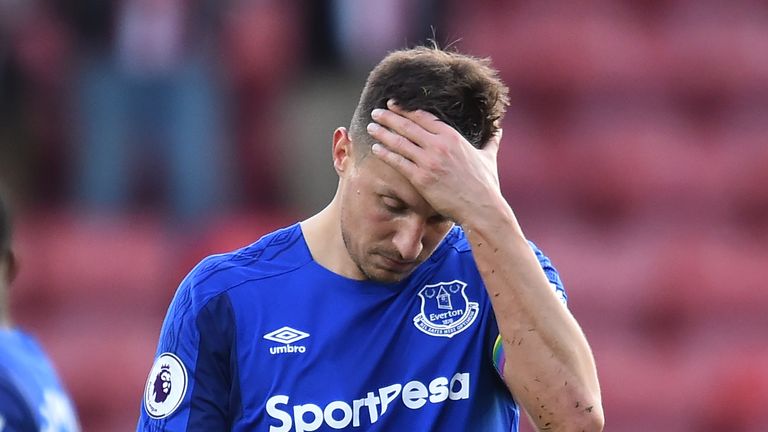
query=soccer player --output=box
[138,45,603,431]
[0,191,81,431]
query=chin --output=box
[363,266,411,284]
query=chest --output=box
[240,275,489,380]
[248,275,486,360]
[224,267,512,431]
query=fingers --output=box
[367,100,455,164]
[367,121,424,164]
[369,108,435,152]
[385,100,446,135]
[371,142,418,178]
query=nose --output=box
[392,217,425,261]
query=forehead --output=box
[355,155,431,209]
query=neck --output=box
[300,197,365,280]
[0,303,9,329]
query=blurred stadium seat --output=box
[449,2,768,430]
[12,211,174,319]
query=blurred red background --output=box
[1,0,767,430]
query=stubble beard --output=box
[340,211,411,284]
[339,214,380,282]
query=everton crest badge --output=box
[413,280,479,338]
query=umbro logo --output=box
[263,326,309,355]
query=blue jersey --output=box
[138,224,566,431]
[0,329,80,432]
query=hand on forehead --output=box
[369,100,443,146]
[364,99,503,225]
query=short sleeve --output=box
[491,241,568,378]
[528,240,568,306]
[137,272,240,431]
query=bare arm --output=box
[367,101,603,431]
[462,196,603,431]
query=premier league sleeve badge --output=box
[143,352,188,419]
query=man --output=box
[0,191,81,431]
[138,46,603,431]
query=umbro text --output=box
[270,345,307,355]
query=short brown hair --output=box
[350,45,509,150]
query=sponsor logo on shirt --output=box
[266,372,470,432]
[264,326,310,355]
[413,280,479,338]
[143,352,188,419]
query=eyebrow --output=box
[378,187,407,204]
[378,187,447,221]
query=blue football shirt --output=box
[0,329,80,432]
[138,224,566,431]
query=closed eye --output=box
[382,196,407,214]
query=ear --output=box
[7,251,17,284]
[332,127,354,176]
[1,251,16,285]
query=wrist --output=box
[458,194,522,239]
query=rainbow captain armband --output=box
[492,335,506,379]
[490,285,566,381]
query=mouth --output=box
[377,254,418,272]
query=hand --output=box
[367,99,504,225]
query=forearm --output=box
[461,197,603,431]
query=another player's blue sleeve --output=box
[137,259,241,431]
[491,241,568,377]
[0,370,38,432]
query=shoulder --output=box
[527,240,568,304]
[0,364,38,429]
[152,224,311,376]
[434,225,472,257]
[0,330,55,377]
[442,227,568,301]
[440,226,556,265]
[175,223,311,313]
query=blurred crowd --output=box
[1,0,767,431]
[0,0,442,222]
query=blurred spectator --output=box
[330,0,442,70]
[69,0,231,223]
[276,0,445,214]
[0,0,72,204]
[219,0,303,209]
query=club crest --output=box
[413,280,479,338]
